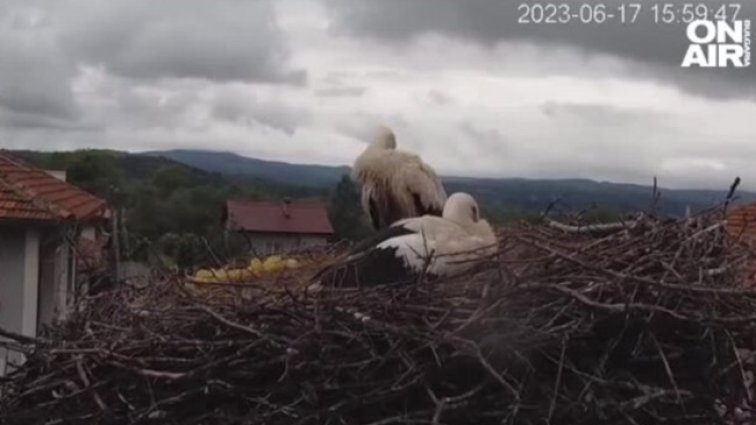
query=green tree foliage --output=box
[125,172,255,268]
[152,165,191,197]
[154,233,204,271]
[44,151,124,201]
[328,175,372,242]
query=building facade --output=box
[224,199,334,256]
[0,153,109,375]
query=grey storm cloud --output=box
[0,7,80,125]
[0,108,95,131]
[97,80,202,129]
[325,0,756,98]
[0,0,309,133]
[539,101,670,126]
[314,87,367,97]
[459,123,508,157]
[426,90,453,106]
[55,0,306,84]
[212,89,309,135]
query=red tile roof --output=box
[726,204,756,287]
[225,200,334,235]
[0,152,109,223]
[727,205,756,240]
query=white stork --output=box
[352,125,447,230]
[315,192,498,287]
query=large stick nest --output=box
[2,209,756,425]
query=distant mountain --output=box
[443,176,755,218]
[145,150,756,215]
[147,149,755,217]
[146,149,350,188]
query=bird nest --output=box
[1,208,756,425]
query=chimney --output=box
[282,198,291,218]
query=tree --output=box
[65,151,123,198]
[152,165,191,197]
[328,175,372,242]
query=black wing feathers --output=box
[313,223,420,288]
[348,223,415,257]
[317,247,418,288]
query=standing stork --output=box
[352,125,447,230]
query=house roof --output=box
[727,204,756,239]
[0,152,109,223]
[225,199,334,235]
[726,204,756,286]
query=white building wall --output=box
[0,227,26,333]
[38,232,72,329]
[22,229,39,337]
[0,226,72,376]
[0,227,35,375]
[37,239,56,330]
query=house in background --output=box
[223,199,334,255]
[0,153,110,375]
[726,204,756,286]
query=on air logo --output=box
[681,19,751,68]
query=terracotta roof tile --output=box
[0,152,109,223]
[225,200,334,235]
[726,204,756,287]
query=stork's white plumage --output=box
[352,125,447,230]
[315,192,498,287]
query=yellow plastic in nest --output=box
[194,269,214,283]
[193,265,258,284]
[211,269,229,282]
[263,255,285,273]
[227,269,243,282]
[248,258,264,276]
[235,255,302,280]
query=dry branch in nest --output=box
[2,208,756,425]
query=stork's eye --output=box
[471,206,479,221]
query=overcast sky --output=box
[1,0,755,189]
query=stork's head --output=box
[442,192,480,224]
[370,124,396,150]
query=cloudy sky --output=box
[1,0,755,189]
